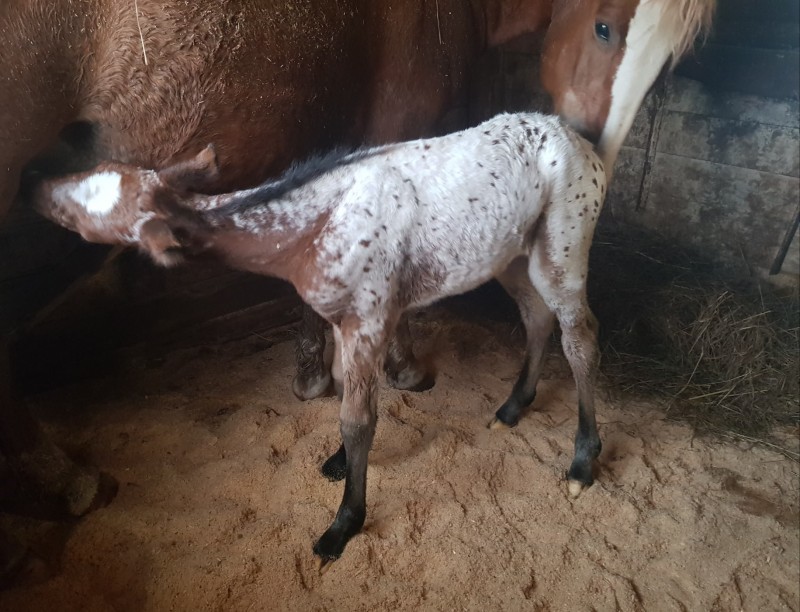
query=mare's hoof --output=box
[292,372,331,401]
[404,373,436,393]
[0,547,51,591]
[385,366,434,393]
[566,441,601,498]
[63,468,118,518]
[76,472,119,516]
[320,447,347,482]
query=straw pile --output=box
[588,222,799,459]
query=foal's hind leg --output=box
[384,314,432,392]
[528,255,601,498]
[490,257,555,429]
[557,307,600,497]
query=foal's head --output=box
[32,146,220,266]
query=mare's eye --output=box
[595,22,611,43]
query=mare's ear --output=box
[157,144,220,193]
[139,218,184,267]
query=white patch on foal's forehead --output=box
[54,171,122,215]
[598,0,674,175]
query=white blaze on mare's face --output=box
[598,0,674,176]
[53,171,122,215]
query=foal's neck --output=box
[195,189,332,283]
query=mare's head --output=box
[31,146,220,267]
[540,0,714,170]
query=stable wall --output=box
[475,1,799,285]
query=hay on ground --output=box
[588,222,799,459]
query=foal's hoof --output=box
[566,463,595,499]
[317,557,336,575]
[489,417,517,429]
[567,479,586,498]
[488,417,511,430]
[292,372,331,401]
[312,532,346,570]
[490,403,520,430]
[320,446,347,482]
[313,509,364,571]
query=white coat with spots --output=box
[32,112,607,567]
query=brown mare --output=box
[0,0,713,578]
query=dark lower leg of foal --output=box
[384,314,432,392]
[567,399,602,494]
[560,316,601,496]
[313,324,384,566]
[493,262,554,428]
[292,305,331,400]
[313,418,375,564]
[492,356,540,428]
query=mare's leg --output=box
[528,256,601,498]
[292,305,331,400]
[491,257,555,429]
[0,527,49,589]
[313,318,387,568]
[384,314,432,392]
[321,316,430,482]
[294,309,429,400]
[320,326,347,481]
[0,338,113,516]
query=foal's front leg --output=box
[313,319,386,569]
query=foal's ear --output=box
[139,218,184,267]
[157,145,220,193]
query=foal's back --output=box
[307,112,603,310]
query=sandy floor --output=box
[1,306,798,611]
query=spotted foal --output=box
[32,112,607,568]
